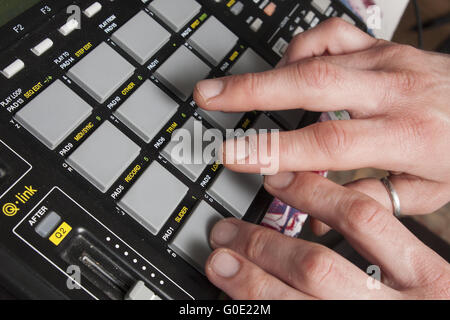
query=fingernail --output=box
[197,79,224,101]
[223,137,250,164]
[211,221,238,246]
[210,251,241,278]
[265,172,295,189]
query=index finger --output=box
[194,59,386,114]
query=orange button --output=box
[264,3,277,16]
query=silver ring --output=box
[380,176,401,218]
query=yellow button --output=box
[49,222,72,246]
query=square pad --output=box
[111,11,171,65]
[188,16,238,66]
[149,0,201,32]
[162,117,218,181]
[197,109,244,132]
[67,42,135,103]
[67,121,141,193]
[155,46,211,101]
[114,80,178,143]
[118,161,189,235]
[229,48,272,75]
[170,201,223,272]
[208,169,263,218]
[15,80,92,150]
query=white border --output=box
[0,139,33,199]
[13,186,194,300]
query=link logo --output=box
[2,185,38,217]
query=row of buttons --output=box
[1,2,103,80]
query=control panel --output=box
[0,0,365,300]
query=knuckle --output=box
[326,17,351,32]
[297,246,335,288]
[295,58,338,89]
[310,122,352,160]
[391,70,420,95]
[390,116,431,154]
[245,228,272,261]
[240,72,261,97]
[344,197,390,235]
[245,271,272,299]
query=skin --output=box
[193,18,450,299]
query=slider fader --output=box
[0,0,365,300]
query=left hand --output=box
[203,172,450,299]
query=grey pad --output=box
[170,201,223,272]
[208,169,263,218]
[118,161,188,235]
[229,48,272,75]
[114,80,178,143]
[35,211,62,238]
[149,0,201,32]
[155,46,210,101]
[111,11,171,65]
[67,42,135,103]
[162,118,218,181]
[14,80,92,150]
[188,16,238,66]
[197,108,244,131]
[67,121,141,193]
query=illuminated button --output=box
[162,118,217,181]
[230,1,244,15]
[35,211,61,238]
[125,281,159,300]
[252,114,282,131]
[229,48,272,75]
[155,46,210,101]
[188,16,238,66]
[293,26,305,36]
[14,80,92,150]
[84,2,102,18]
[67,42,135,103]
[118,161,188,235]
[58,18,79,36]
[111,11,171,65]
[149,0,201,32]
[312,0,331,14]
[114,80,178,143]
[31,38,53,56]
[310,17,320,28]
[67,121,141,193]
[272,37,288,57]
[264,3,277,16]
[171,201,223,272]
[208,169,263,218]
[197,109,244,131]
[1,59,25,79]
[304,11,315,24]
[272,109,305,130]
[250,18,263,32]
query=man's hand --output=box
[193,18,450,299]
